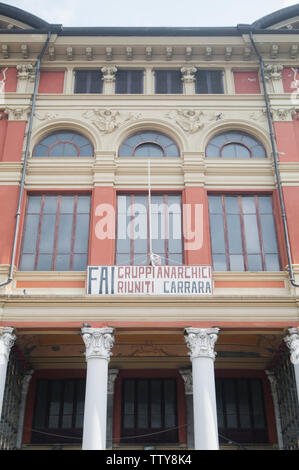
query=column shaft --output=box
[192,356,219,450]
[81,327,114,450]
[185,327,220,450]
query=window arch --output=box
[206,131,266,159]
[119,131,180,157]
[33,130,94,157]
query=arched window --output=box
[206,131,266,159]
[119,131,179,157]
[33,131,93,157]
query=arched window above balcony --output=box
[33,131,94,157]
[119,131,180,157]
[206,131,266,159]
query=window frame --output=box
[121,377,179,444]
[154,69,183,94]
[74,69,103,94]
[31,377,85,444]
[19,193,91,272]
[115,69,144,94]
[115,193,184,266]
[118,131,180,158]
[206,131,267,159]
[195,69,224,94]
[32,131,94,158]
[216,377,268,444]
[208,193,281,272]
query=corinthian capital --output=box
[81,327,115,361]
[181,66,197,83]
[284,327,299,365]
[101,65,117,83]
[0,327,16,363]
[185,327,220,360]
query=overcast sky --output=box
[2,0,299,27]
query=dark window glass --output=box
[20,194,91,271]
[115,70,143,94]
[155,70,182,94]
[195,70,224,94]
[32,379,85,444]
[119,131,179,157]
[206,131,266,159]
[74,70,103,94]
[208,195,280,271]
[116,194,183,266]
[33,131,93,158]
[216,377,268,444]
[121,378,178,444]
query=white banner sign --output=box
[87,266,212,296]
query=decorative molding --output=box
[145,47,152,60]
[290,44,298,59]
[66,47,73,61]
[225,47,233,61]
[180,66,197,84]
[101,65,117,83]
[86,47,93,61]
[21,44,29,59]
[167,108,204,133]
[108,369,119,394]
[126,47,133,60]
[1,45,9,59]
[185,47,192,60]
[179,368,193,395]
[83,108,140,134]
[4,106,30,121]
[0,327,16,363]
[184,327,220,360]
[17,63,34,81]
[270,44,279,59]
[264,63,283,81]
[284,327,299,365]
[48,46,55,61]
[81,327,115,361]
[34,111,59,121]
[270,107,295,121]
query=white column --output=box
[0,327,16,420]
[81,327,115,450]
[185,327,220,450]
[284,327,299,404]
[16,369,34,449]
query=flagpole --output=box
[148,160,153,261]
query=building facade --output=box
[0,2,299,451]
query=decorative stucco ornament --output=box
[284,327,299,365]
[81,327,115,361]
[184,327,220,360]
[0,327,16,363]
[83,108,141,134]
[167,109,204,134]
